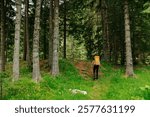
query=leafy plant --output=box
[140,85,150,100]
[0,72,9,100]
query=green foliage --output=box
[3,0,150,63]
[145,56,150,65]
[101,66,150,100]
[4,79,54,100]
[0,72,10,100]
[142,2,150,13]
[140,85,150,100]
[129,0,150,64]
[4,60,91,99]
[3,60,150,100]
[0,72,9,79]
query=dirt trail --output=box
[74,60,103,79]
[74,61,93,78]
[74,60,106,99]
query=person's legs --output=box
[93,65,96,80]
[96,65,99,79]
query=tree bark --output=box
[0,0,6,72]
[43,22,47,59]
[24,0,31,68]
[101,0,110,62]
[13,0,21,81]
[71,37,75,61]
[63,0,67,59]
[48,0,54,68]
[43,0,48,60]
[113,34,119,65]
[52,0,59,76]
[32,0,41,82]
[124,0,134,76]
[23,18,27,61]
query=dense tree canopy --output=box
[0,0,150,79]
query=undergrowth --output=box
[1,59,150,100]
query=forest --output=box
[0,0,150,100]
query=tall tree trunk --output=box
[32,0,41,82]
[113,34,119,65]
[13,0,21,81]
[23,20,27,61]
[121,39,125,65]
[52,0,59,76]
[0,2,2,43]
[124,0,134,76]
[48,0,54,68]
[0,0,6,72]
[120,7,125,65]
[71,37,74,62]
[101,0,110,61]
[43,0,47,60]
[24,0,31,68]
[106,6,110,61]
[63,0,66,59]
[43,23,47,59]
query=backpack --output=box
[94,56,100,65]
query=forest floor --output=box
[1,59,150,100]
[74,61,93,78]
[74,60,103,79]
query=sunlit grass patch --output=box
[2,60,150,100]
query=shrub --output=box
[140,85,150,100]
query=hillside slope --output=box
[1,59,150,100]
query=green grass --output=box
[1,59,150,100]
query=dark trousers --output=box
[93,65,99,80]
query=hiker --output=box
[92,55,100,80]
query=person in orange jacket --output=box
[92,55,101,80]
